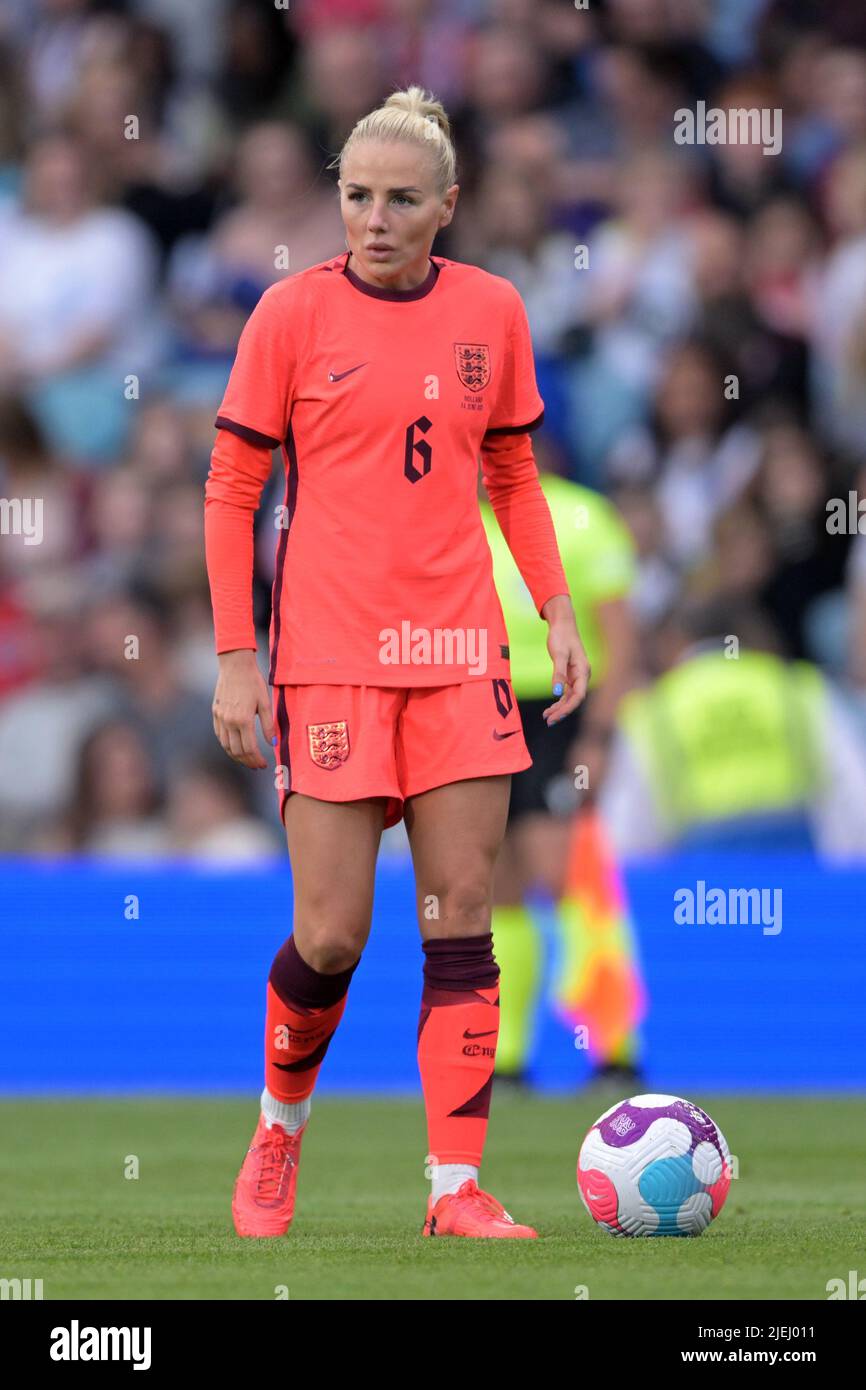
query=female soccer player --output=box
[204,86,590,1239]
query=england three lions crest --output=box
[307,721,350,769]
[454,343,490,392]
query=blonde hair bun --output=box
[331,84,457,194]
[382,86,451,141]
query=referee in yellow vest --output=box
[480,466,643,1089]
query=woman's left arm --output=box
[481,429,591,724]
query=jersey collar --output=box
[342,250,439,301]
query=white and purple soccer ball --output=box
[577,1093,731,1237]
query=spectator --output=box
[0,130,162,461]
[38,718,168,857]
[164,752,281,863]
[606,339,762,569]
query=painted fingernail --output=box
[553,682,563,697]
[271,735,278,746]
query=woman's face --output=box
[25,138,90,223]
[339,139,458,287]
[238,123,308,207]
[657,351,721,438]
[87,726,155,819]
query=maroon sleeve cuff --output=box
[484,409,545,438]
[214,415,281,450]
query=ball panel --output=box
[638,1154,704,1235]
[576,1164,622,1232]
[677,1191,714,1235]
[692,1140,723,1184]
[708,1166,732,1217]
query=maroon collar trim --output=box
[342,250,440,301]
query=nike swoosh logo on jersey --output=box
[328,362,368,382]
[492,729,518,740]
[463,1028,497,1039]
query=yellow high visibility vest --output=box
[480,474,634,698]
[619,651,825,832]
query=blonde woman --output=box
[204,86,589,1239]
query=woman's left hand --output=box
[541,596,591,725]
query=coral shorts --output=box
[272,679,532,829]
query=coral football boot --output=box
[422,1179,538,1238]
[232,1115,306,1237]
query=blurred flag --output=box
[552,804,647,1067]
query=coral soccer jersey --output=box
[213,250,548,687]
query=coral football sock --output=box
[418,933,500,1168]
[265,934,359,1103]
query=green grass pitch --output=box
[1,1095,863,1300]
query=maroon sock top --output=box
[422,932,499,990]
[269,933,360,1010]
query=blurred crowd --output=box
[1,0,866,859]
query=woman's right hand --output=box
[212,649,276,770]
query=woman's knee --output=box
[292,907,369,973]
[435,879,494,936]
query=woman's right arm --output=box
[205,427,276,769]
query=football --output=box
[578,1093,732,1237]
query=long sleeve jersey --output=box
[204,249,569,685]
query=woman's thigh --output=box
[403,775,512,941]
[283,792,386,966]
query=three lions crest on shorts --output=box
[307,721,350,769]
